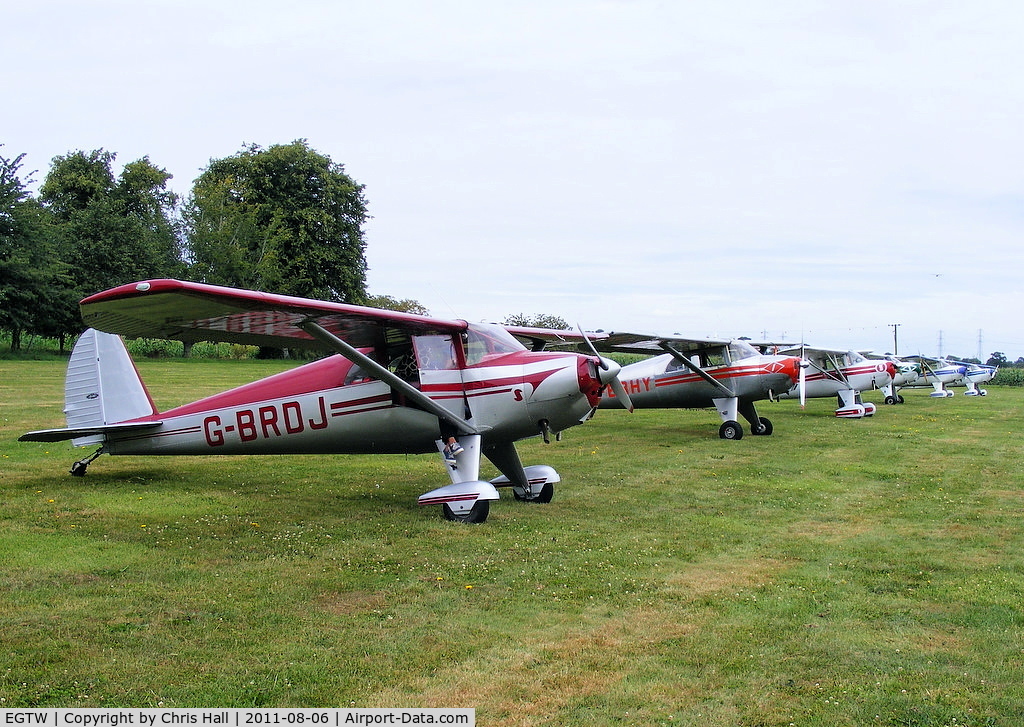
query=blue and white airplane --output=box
[903,356,968,398]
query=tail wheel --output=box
[719,421,743,440]
[443,500,490,524]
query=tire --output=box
[719,421,743,440]
[751,417,773,436]
[514,482,555,503]
[443,500,490,524]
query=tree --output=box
[0,149,67,350]
[364,294,430,316]
[503,313,571,330]
[38,149,183,342]
[987,352,1008,367]
[183,140,368,303]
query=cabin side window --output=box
[414,334,460,370]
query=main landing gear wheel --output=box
[884,395,897,405]
[443,500,490,524]
[750,417,773,436]
[513,483,554,503]
[719,420,743,440]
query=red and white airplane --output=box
[20,279,634,523]
[776,345,896,418]
[570,333,803,440]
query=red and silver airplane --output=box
[565,333,802,440]
[776,345,896,418]
[20,279,634,523]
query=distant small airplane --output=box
[547,333,802,440]
[903,355,967,398]
[21,279,634,523]
[774,345,896,418]
[955,360,997,396]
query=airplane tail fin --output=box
[64,329,158,445]
[20,329,161,446]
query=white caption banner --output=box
[1,710,474,727]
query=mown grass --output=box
[3,358,1023,725]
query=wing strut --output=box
[299,319,480,436]
[659,342,736,398]
[821,352,851,386]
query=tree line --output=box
[1,140,370,352]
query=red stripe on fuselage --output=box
[654,365,768,388]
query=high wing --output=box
[80,279,467,350]
[503,325,607,352]
[80,279,481,435]
[586,332,737,357]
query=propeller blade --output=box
[799,358,807,408]
[577,324,607,368]
[799,343,807,409]
[606,363,635,413]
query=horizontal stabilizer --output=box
[19,421,162,444]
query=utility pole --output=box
[890,323,901,356]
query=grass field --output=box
[2,358,1023,725]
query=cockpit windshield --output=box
[464,323,527,365]
[727,339,761,362]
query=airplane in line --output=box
[903,355,996,397]
[902,355,968,398]
[773,345,896,418]
[955,360,998,396]
[545,333,803,440]
[21,279,634,524]
[866,354,920,405]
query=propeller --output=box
[798,343,809,409]
[577,325,634,412]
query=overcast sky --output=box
[7,0,1024,359]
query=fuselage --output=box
[914,361,966,386]
[103,323,605,457]
[959,363,996,386]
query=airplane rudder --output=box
[64,329,158,436]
